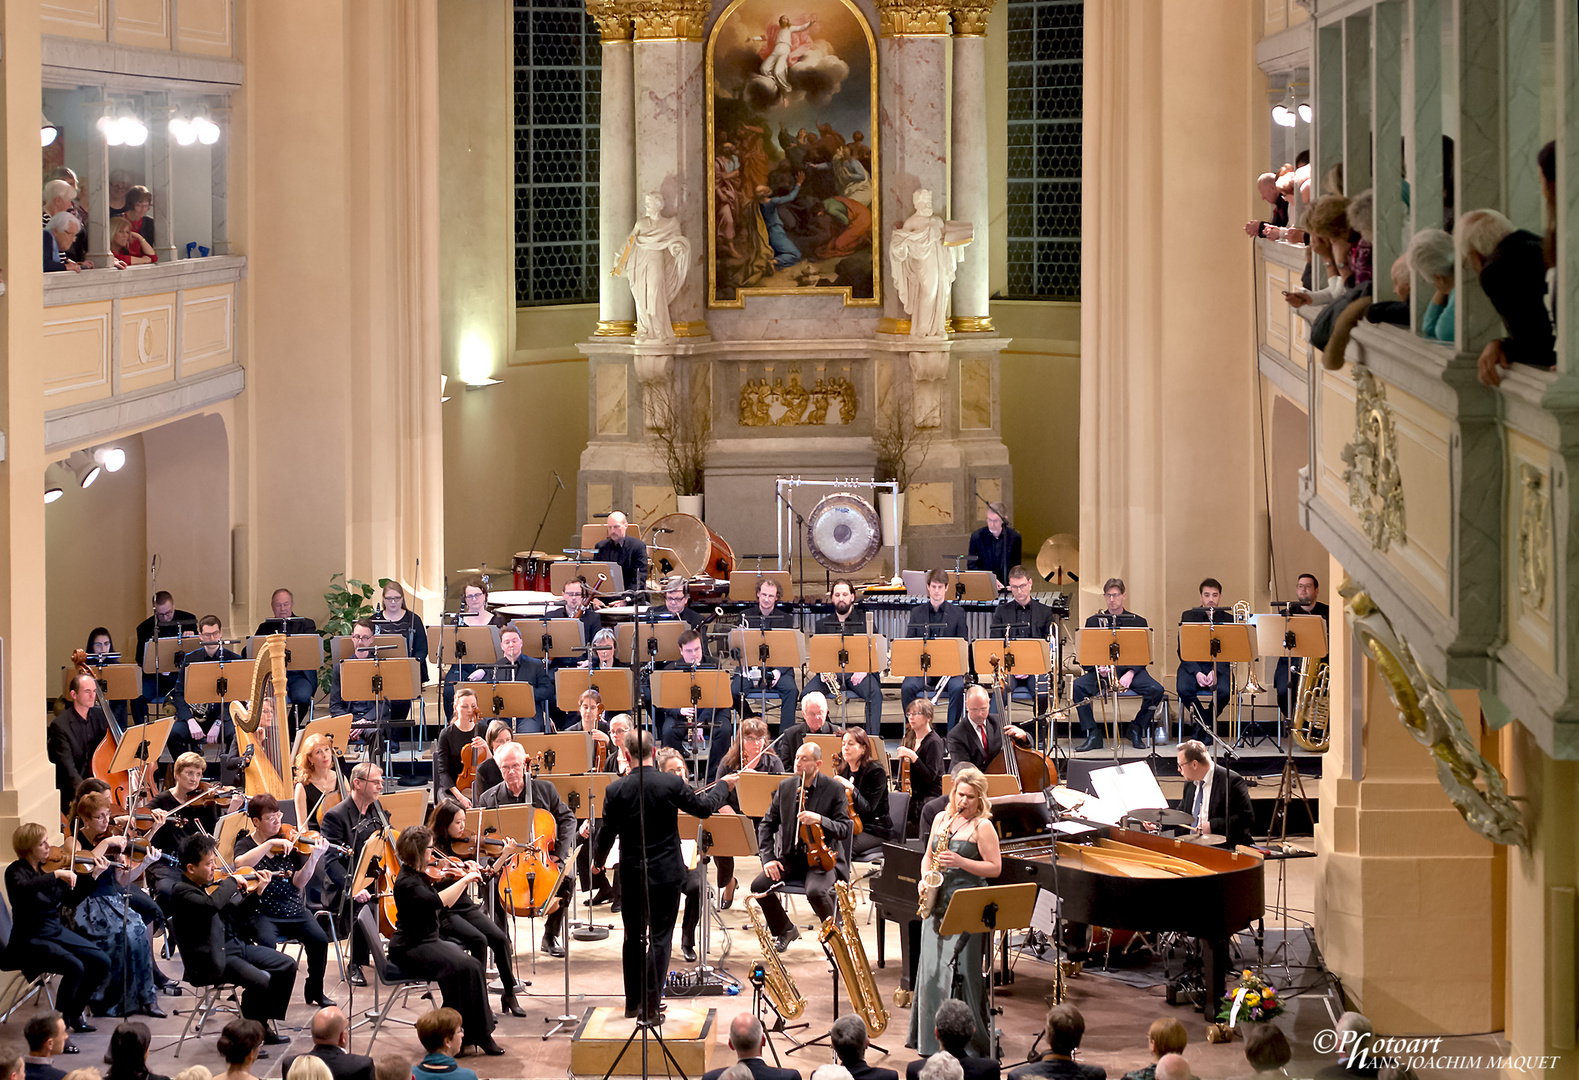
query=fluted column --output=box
[631,0,710,336]
[591,0,637,336]
[876,0,950,328]
[949,0,994,331]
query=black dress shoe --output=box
[542,936,566,958]
[141,1004,168,1019]
[347,966,368,987]
[263,1029,290,1046]
[307,993,337,1008]
[62,1043,80,1055]
[67,1018,96,1034]
[1075,734,1103,753]
[480,1038,506,1056]
[1129,728,1147,749]
[502,997,528,1018]
[680,939,697,963]
[773,925,800,953]
[610,899,622,914]
[256,1049,270,1060]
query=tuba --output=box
[744,893,806,1019]
[820,880,888,1036]
[1289,658,1331,752]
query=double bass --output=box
[76,649,148,811]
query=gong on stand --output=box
[805,493,883,575]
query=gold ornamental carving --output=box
[950,0,995,35]
[740,370,857,427]
[1340,366,1406,552]
[1340,578,1528,850]
[1518,462,1549,610]
[594,320,637,337]
[632,0,711,41]
[876,0,951,37]
[586,0,632,42]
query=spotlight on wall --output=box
[458,335,501,389]
[42,111,58,147]
[169,116,196,146]
[67,449,101,489]
[44,464,64,504]
[94,446,127,473]
[1298,102,1312,123]
[1271,104,1296,128]
[99,106,148,147]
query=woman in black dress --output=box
[427,799,526,1016]
[891,698,945,839]
[3,822,110,1032]
[837,727,893,860]
[713,717,784,907]
[388,826,504,1055]
[377,581,430,723]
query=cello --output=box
[495,756,564,917]
[76,650,140,811]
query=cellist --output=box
[475,742,575,959]
[47,671,108,815]
[427,799,526,1017]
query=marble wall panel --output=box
[596,363,628,436]
[42,0,107,39]
[113,0,170,49]
[960,356,991,430]
[974,477,1002,522]
[42,301,112,408]
[633,484,677,531]
[118,293,176,393]
[907,481,954,526]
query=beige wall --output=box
[144,413,232,620]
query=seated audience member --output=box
[1457,208,1557,386]
[831,1015,896,1080]
[45,213,85,273]
[700,1013,801,1080]
[285,1061,331,1080]
[0,1044,22,1080]
[279,1007,374,1080]
[216,1019,264,1080]
[1406,228,1457,343]
[919,1056,964,1080]
[1151,1059,1189,1080]
[1346,189,1374,287]
[42,180,77,231]
[1006,1005,1104,1080]
[372,1059,409,1080]
[170,1070,213,1080]
[1363,254,1412,327]
[411,1008,476,1080]
[1282,200,1349,310]
[1121,1019,1188,1080]
[1237,1023,1292,1078]
[813,1069,854,1080]
[43,171,89,261]
[23,1012,71,1079]
[904,1000,1000,1080]
[104,1022,166,1080]
[109,217,157,265]
[113,186,156,246]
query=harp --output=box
[227,633,293,800]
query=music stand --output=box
[458,682,536,725]
[292,714,354,766]
[807,634,886,730]
[339,658,419,776]
[554,668,635,714]
[91,663,143,708]
[107,719,173,801]
[141,638,187,719]
[677,811,757,989]
[889,638,969,707]
[331,635,408,666]
[246,633,325,674]
[550,561,624,597]
[1255,613,1328,838]
[1074,627,1153,759]
[1178,622,1256,749]
[580,523,643,550]
[728,571,793,603]
[973,638,1052,748]
[512,618,587,662]
[517,732,595,775]
[899,570,997,602]
[651,669,732,773]
[805,733,843,777]
[618,621,689,665]
[937,882,1040,1060]
[736,772,784,818]
[379,789,428,831]
[428,626,501,668]
[943,772,1021,800]
[728,627,805,730]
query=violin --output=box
[41,845,99,875]
[450,831,512,859]
[277,822,351,857]
[455,740,487,801]
[798,780,837,873]
[178,782,245,810]
[207,866,267,895]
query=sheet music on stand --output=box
[1086,762,1168,824]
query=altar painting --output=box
[707,0,879,307]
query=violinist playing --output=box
[388,826,505,1056]
[3,822,109,1036]
[749,740,850,953]
[471,720,514,797]
[168,834,296,1042]
[712,717,784,909]
[892,699,945,839]
[835,728,892,861]
[427,799,527,1017]
[434,688,491,809]
[146,751,246,904]
[71,791,167,1018]
[232,794,336,1007]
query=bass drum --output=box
[806,493,882,574]
[649,513,736,581]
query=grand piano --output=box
[871,826,1265,1007]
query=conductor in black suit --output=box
[47,671,108,814]
[592,727,735,1022]
[967,503,1022,588]
[1175,740,1255,849]
[701,1013,802,1080]
[1176,578,1235,743]
[1275,572,1331,722]
[748,741,851,952]
[593,511,650,594]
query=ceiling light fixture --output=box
[67,449,101,489]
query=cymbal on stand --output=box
[1036,534,1080,585]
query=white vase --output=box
[676,493,704,518]
[877,490,903,546]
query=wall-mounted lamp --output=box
[44,464,63,504]
[458,335,501,389]
[94,446,127,473]
[66,449,101,489]
[98,104,148,147]
[1297,102,1312,123]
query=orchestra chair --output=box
[277,909,348,988]
[350,907,439,1055]
[169,976,243,1058]
[0,892,57,1022]
[851,792,908,910]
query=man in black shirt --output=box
[254,587,319,724]
[329,620,393,749]
[803,579,880,734]
[989,565,1055,710]
[1073,578,1165,752]
[898,570,969,731]
[1177,578,1235,744]
[592,728,735,1021]
[593,511,650,595]
[170,615,243,769]
[546,579,603,661]
[772,690,834,768]
[321,760,391,985]
[476,741,576,957]
[1275,572,1331,725]
[46,672,108,814]
[657,629,731,766]
[464,624,553,733]
[133,590,197,722]
[967,502,1022,589]
[732,577,798,733]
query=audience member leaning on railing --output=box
[1459,207,1556,387]
[1407,228,1457,343]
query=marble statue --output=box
[889,188,973,340]
[614,192,691,343]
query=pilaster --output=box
[591,0,637,336]
[949,0,994,331]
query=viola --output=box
[798,780,837,873]
[277,822,351,856]
[207,866,267,895]
[456,739,487,800]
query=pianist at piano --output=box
[1175,741,1255,850]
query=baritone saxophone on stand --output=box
[745,892,805,1019]
[820,880,888,1036]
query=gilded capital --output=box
[950,0,995,35]
[632,0,712,41]
[876,0,951,37]
[586,0,632,43]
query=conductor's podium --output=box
[569,1004,717,1076]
